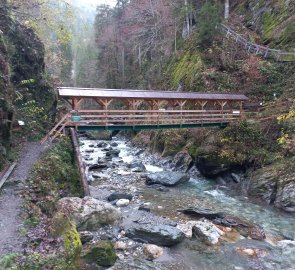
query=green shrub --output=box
[219,121,272,166]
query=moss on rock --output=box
[82,240,117,267]
[51,212,82,269]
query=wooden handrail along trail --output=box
[221,24,295,62]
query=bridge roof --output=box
[58,87,248,101]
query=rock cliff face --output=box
[0,1,56,168]
[240,0,295,49]
[0,2,15,169]
[247,159,295,213]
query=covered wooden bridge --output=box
[41,87,248,143]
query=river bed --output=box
[79,135,295,270]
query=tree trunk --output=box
[138,45,142,69]
[224,0,229,20]
[122,48,125,86]
[185,0,190,35]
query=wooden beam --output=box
[0,162,17,189]
[197,100,208,110]
[175,100,187,109]
[70,128,90,196]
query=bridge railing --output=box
[66,109,241,126]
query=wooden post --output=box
[96,98,113,126]
[70,128,90,196]
[176,100,187,124]
[218,101,227,122]
[239,101,244,119]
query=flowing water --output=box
[80,135,295,270]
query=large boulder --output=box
[248,168,278,204]
[50,213,82,268]
[145,171,190,186]
[275,178,295,213]
[192,220,224,245]
[171,150,193,172]
[57,197,122,231]
[248,164,295,213]
[81,240,117,267]
[126,224,185,246]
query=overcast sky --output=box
[75,0,117,7]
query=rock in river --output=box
[107,192,133,201]
[192,220,224,245]
[128,161,146,172]
[110,142,118,147]
[126,224,185,246]
[106,149,121,157]
[116,199,130,207]
[145,171,190,186]
[57,196,122,231]
[88,163,108,171]
[97,142,108,148]
[178,208,224,219]
[214,215,266,240]
[143,244,164,260]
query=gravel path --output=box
[0,142,47,257]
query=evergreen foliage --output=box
[197,2,222,48]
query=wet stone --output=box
[135,149,145,156]
[110,142,118,147]
[126,224,185,247]
[179,208,224,219]
[145,171,190,187]
[143,244,163,260]
[116,199,130,207]
[147,184,170,192]
[106,149,121,157]
[79,231,94,244]
[138,205,151,212]
[231,173,241,183]
[107,193,133,202]
[128,161,146,172]
[97,142,108,148]
[192,220,224,245]
[114,241,128,250]
[89,163,108,171]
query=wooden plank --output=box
[77,109,233,113]
[0,162,17,189]
[77,113,237,120]
[73,117,238,124]
[69,128,90,196]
